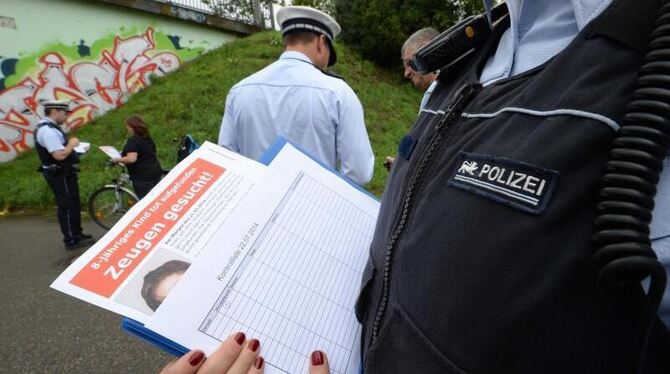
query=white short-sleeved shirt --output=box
[218,51,374,186]
[35,119,66,153]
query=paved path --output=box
[0,215,171,373]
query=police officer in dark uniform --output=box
[35,100,94,249]
[353,1,670,373]
[161,0,670,373]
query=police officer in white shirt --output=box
[35,100,94,249]
[218,6,374,186]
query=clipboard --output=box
[121,137,378,357]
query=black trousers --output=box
[42,170,83,245]
[132,178,160,200]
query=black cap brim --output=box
[44,106,71,112]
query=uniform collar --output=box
[570,0,613,31]
[480,0,612,86]
[38,117,61,129]
[489,0,612,33]
[280,51,314,64]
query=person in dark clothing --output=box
[112,115,162,199]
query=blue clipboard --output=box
[260,137,379,201]
[121,137,378,357]
[121,318,189,357]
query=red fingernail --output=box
[234,332,246,345]
[254,356,264,369]
[249,339,260,352]
[311,351,324,366]
[189,351,205,366]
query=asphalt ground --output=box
[0,215,172,373]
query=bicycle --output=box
[87,135,199,230]
[88,163,138,230]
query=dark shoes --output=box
[64,234,96,250]
[78,233,94,240]
[64,241,88,250]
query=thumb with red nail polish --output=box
[309,350,330,374]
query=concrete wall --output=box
[0,0,238,162]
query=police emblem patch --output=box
[448,152,559,214]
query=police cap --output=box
[42,100,71,112]
[277,6,341,67]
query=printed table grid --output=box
[199,173,376,373]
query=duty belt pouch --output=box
[61,164,77,177]
[41,165,64,177]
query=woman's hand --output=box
[160,332,264,374]
[383,156,395,172]
[159,332,332,374]
[111,152,137,165]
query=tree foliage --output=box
[202,0,277,25]
[334,0,485,68]
[291,0,336,14]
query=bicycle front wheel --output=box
[88,186,138,230]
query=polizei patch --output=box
[448,152,559,214]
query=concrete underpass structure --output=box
[0,0,271,162]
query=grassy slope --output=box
[0,31,422,208]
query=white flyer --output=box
[74,141,91,154]
[51,142,266,323]
[147,143,379,374]
[98,145,122,159]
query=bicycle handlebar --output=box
[105,161,128,169]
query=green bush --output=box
[334,0,483,68]
[291,0,335,14]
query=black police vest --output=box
[356,1,670,373]
[34,120,79,167]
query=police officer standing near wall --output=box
[35,100,94,250]
[218,6,374,186]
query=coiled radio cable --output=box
[592,2,670,373]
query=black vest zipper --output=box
[370,83,480,341]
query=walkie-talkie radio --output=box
[410,3,508,75]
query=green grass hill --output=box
[0,31,423,209]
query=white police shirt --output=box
[480,0,670,327]
[419,81,437,112]
[35,118,66,153]
[218,51,374,186]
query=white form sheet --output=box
[98,145,122,159]
[147,144,380,374]
[74,141,91,154]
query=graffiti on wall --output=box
[0,27,198,162]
